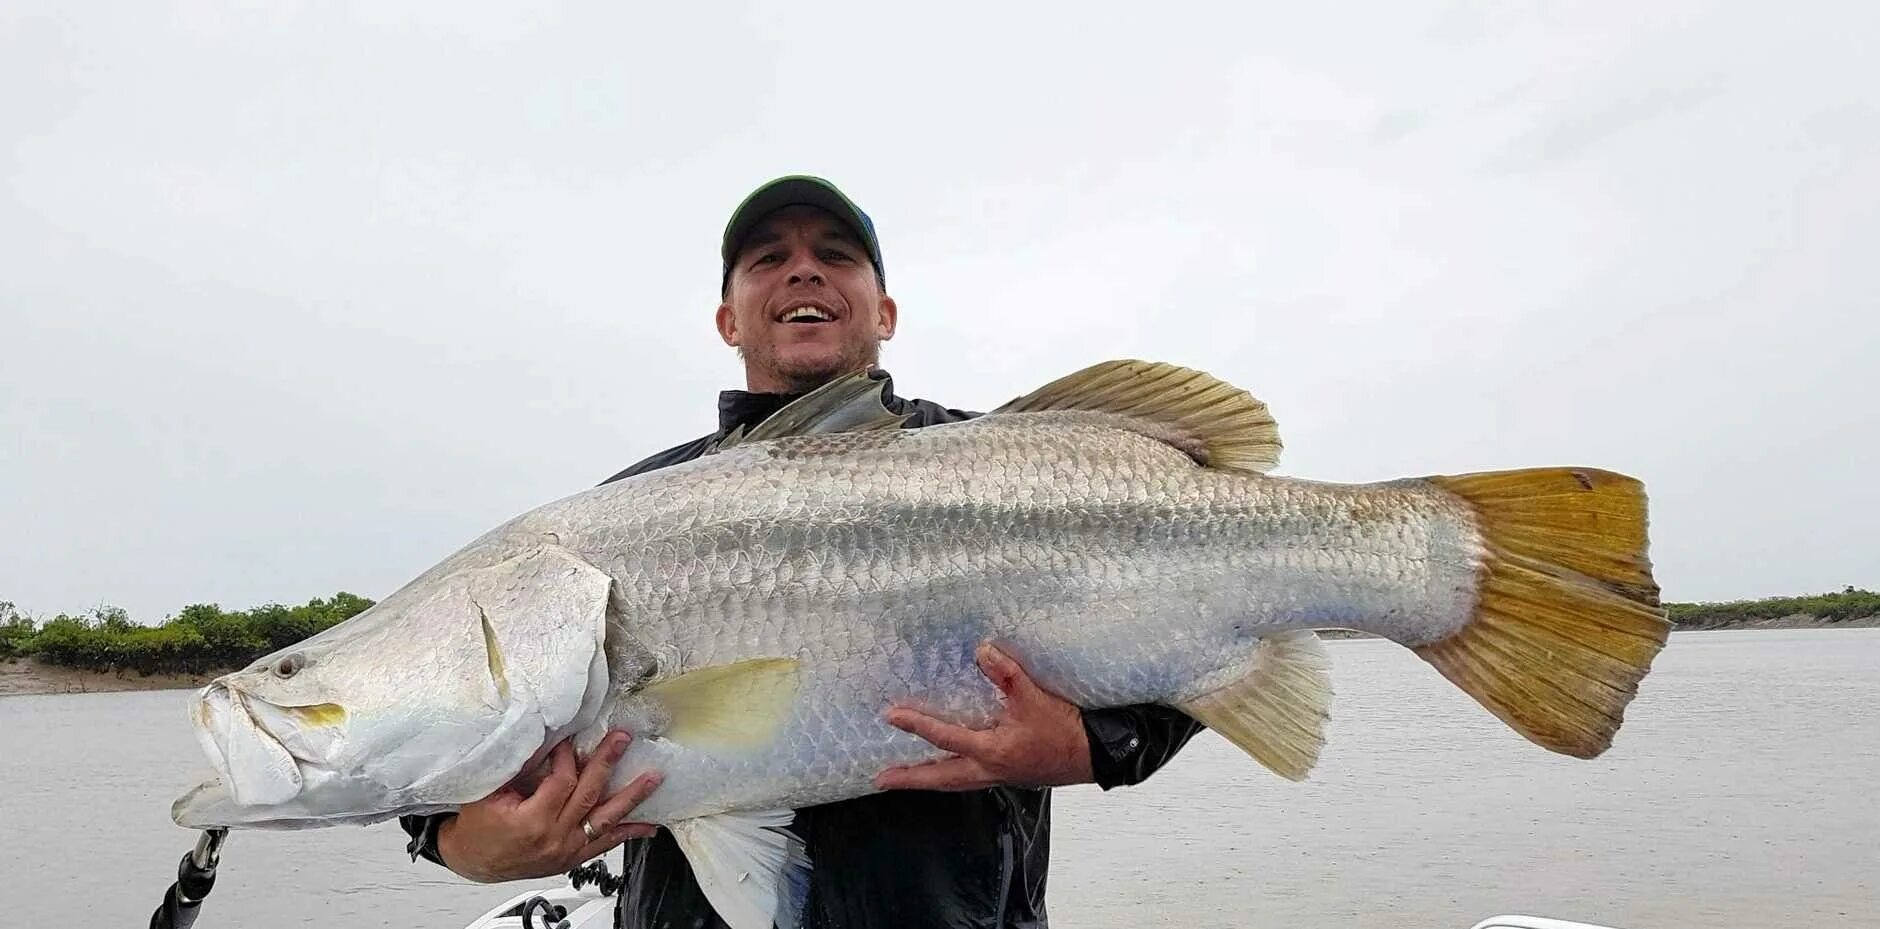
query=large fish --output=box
[173,360,1669,929]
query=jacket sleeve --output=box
[398,812,453,867]
[1080,705,1205,790]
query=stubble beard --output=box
[739,337,882,395]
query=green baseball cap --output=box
[720,175,885,293]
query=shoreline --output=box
[0,658,219,698]
[4,617,1874,698]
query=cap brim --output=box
[720,176,878,267]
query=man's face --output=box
[717,205,898,394]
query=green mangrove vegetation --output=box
[1664,587,1879,630]
[0,588,1874,678]
[0,594,373,675]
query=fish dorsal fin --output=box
[714,370,912,453]
[991,359,1282,472]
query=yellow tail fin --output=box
[1419,468,1670,759]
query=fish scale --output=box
[558,412,1475,826]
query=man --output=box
[400,176,1204,928]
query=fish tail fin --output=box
[1417,468,1670,759]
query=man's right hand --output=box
[436,730,664,883]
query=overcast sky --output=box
[3,2,1875,622]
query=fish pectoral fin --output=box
[643,658,802,751]
[668,809,811,929]
[716,369,910,451]
[990,359,1282,473]
[1176,630,1332,781]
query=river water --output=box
[2,630,1874,928]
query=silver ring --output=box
[581,819,598,841]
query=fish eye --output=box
[272,653,306,679]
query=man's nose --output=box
[785,254,824,286]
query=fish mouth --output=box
[190,684,342,808]
[170,775,408,830]
[172,777,242,829]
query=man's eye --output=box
[752,253,781,266]
[821,250,853,263]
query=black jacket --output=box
[403,372,1203,928]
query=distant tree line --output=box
[0,588,1874,678]
[1662,586,1879,630]
[0,593,373,676]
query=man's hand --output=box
[875,643,1094,791]
[436,731,663,883]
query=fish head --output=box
[173,544,615,829]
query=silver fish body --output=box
[575,410,1477,822]
[174,360,1668,929]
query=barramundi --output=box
[173,360,1670,929]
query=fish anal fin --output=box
[1176,630,1331,780]
[644,658,802,751]
[668,810,812,929]
[715,370,910,452]
[991,359,1281,473]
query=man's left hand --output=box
[875,642,1095,791]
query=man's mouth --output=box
[777,305,837,324]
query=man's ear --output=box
[876,294,898,341]
[716,301,740,347]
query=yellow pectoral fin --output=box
[644,658,803,752]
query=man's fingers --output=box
[474,784,526,812]
[519,740,579,819]
[565,769,660,871]
[584,771,664,835]
[876,757,994,792]
[572,821,659,863]
[557,732,631,829]
[885,707,991,757]
[976,643,1029,698]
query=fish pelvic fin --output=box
[1176,630,1332,781]
[643,658,802,751]
[991,359,1281,472]
[668,809,811,929]
[715,369,910,452]
[1418,468,1670,759]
